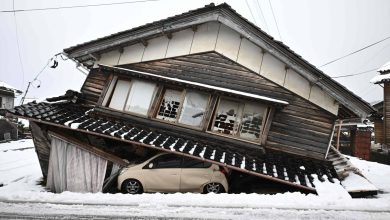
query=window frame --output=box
[104,76,159,118]
[208,96,271,144]
[152,86,212,130]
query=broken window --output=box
[108,79,157,116]
[212,99,240,135]
[156,89,182,122]
[156,89,210,128]
[239,103,266,140]
[212,98,267,141]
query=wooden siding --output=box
[30,121,51,178]
[80,70,110,105]
[119,52,335,159]
[374,120,384,144]
[385,82,390,145]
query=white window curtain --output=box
[46,136,108,193]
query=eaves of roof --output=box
[7,100,340,192]
[62,3,374,118]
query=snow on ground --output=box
[0,140,390,219]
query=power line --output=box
[330,67,377,79]
[255,0,269,31]
[1,0,161,13]
[319,35,390,68]
[268,0,282,41]
[245,0,259,26]
[12,0,25,89]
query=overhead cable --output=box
[319,35,390,68]
[245,0,259,26]
[1,0,161,13]
[255,0,269,31]
[12,0,25,89]
[330,68,377,79]
[268,0,282,41]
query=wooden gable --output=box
[89,22,339,116]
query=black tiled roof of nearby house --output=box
[8,97,339,192]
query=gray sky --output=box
[1,0,389,105]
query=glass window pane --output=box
[212,99,240,135]
[153,154,182,168]
[125,80,157,115]
[178,90,209,127]
[239,103,267,140]
[156,89,182,122]
[108,80,131,110]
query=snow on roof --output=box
[341,172,378,193]
[370,72,390,84]
[101,65,289,105]
[378,60,390,73]
[0,81,21,93]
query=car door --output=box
[141,154,182,193]
[180,157,213,192]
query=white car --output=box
[117,153,229,194]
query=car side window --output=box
[151,154,182,169]
[182,157,212,168]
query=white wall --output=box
[0,94,14,109]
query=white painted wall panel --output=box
[284,69,311,99]
[166,29,194,58]
[260,53,286,85]
[309,85,339,115]
[118,43,145,65]
[190,21,220,53]
[215,24,241,61]
[142,36,169,62]
[97,50,120,65]
[236,38,263,73]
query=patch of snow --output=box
[1,140,390,218]
[378,60,390,72]
[240,157,245,169]
[70,122,81,129]
[313,175,352,200]
[341,173,378,192]
[370,72,390,84]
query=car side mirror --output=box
[148,163,154,169]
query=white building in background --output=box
[0,81,22,141]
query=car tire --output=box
[121,179,143,194]
[203,182,225,194]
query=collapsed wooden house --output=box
[8,3,377,195]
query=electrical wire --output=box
[255,0,269,31]
[319,35,390,68]
[330,68,377,79]
[245,0,259,26]
[12,0,25,89]
[1,0,161,13]
[268,0,282,41]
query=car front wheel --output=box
[121,179,143,194]
[203,182,225,194]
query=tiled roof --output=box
[8,99,338,192]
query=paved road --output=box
[1,201,390,220]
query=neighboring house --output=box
[371,61,390,146]
[7,3,377,195]
[0,81,22,141]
